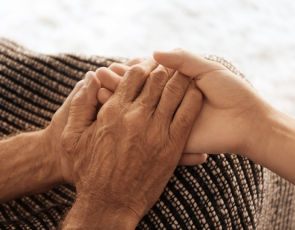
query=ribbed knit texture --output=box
[0,38,294,230]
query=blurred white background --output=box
[1,0,295,116]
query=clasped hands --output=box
[45,49,274,229]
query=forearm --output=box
[245,107,295,184]
[0,130,63,204]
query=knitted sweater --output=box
[0,38,294,230]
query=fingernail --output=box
[84,73,91,86]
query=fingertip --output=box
[85,71,101,89]
[153,48,186,71]
[108,63,129,76]
[95,67,121,92]
[95,67,108,80]
[152,50,163,63]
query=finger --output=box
[97,88,113,104]
[57,80,84,119]
[115,58,159,102]
[169,81,203,147]
[68,71,101,132]
[109,58,145,76]
[108,63,129,76]
[106,57,145,83]
[95,67,121,92]
[62,71,101,154]
[136,65,175,109]
[124,57,145,67]
[153,48,226,80]
[178,153,208,166]
[155,71,191,122]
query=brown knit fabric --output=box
[0,38,294,229]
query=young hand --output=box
[153,48,271,156]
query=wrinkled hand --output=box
[96,60,208,165]
[153,48,270,156]
[61,59,202,228]
[44,58,144,184]
[44,80,84,184]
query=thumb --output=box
[153,48,226,80]
[61,71,101,154]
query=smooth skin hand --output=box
[60,58,203,229]
[96,49,295,185]
[96,61,208,165]
[96,54,264,155]
[153,48,295,185]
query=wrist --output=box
[43,126,72,184]
[242,103,277,160]
[0,130,64,203]
[62,193,140,230]
[242,105,295,182]
[40,129,67,185]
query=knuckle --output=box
[98,100,119,120]
[164,82,184,99]
[127,65,146,77]
[177,111,193,127]
[150,69,168,85]
[71,89,85,107]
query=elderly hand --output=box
[60,59,203,229]
[95,61,208,165]
[44,80,84,184]
[44,58,144,185]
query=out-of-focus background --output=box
[1,0,295,116]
